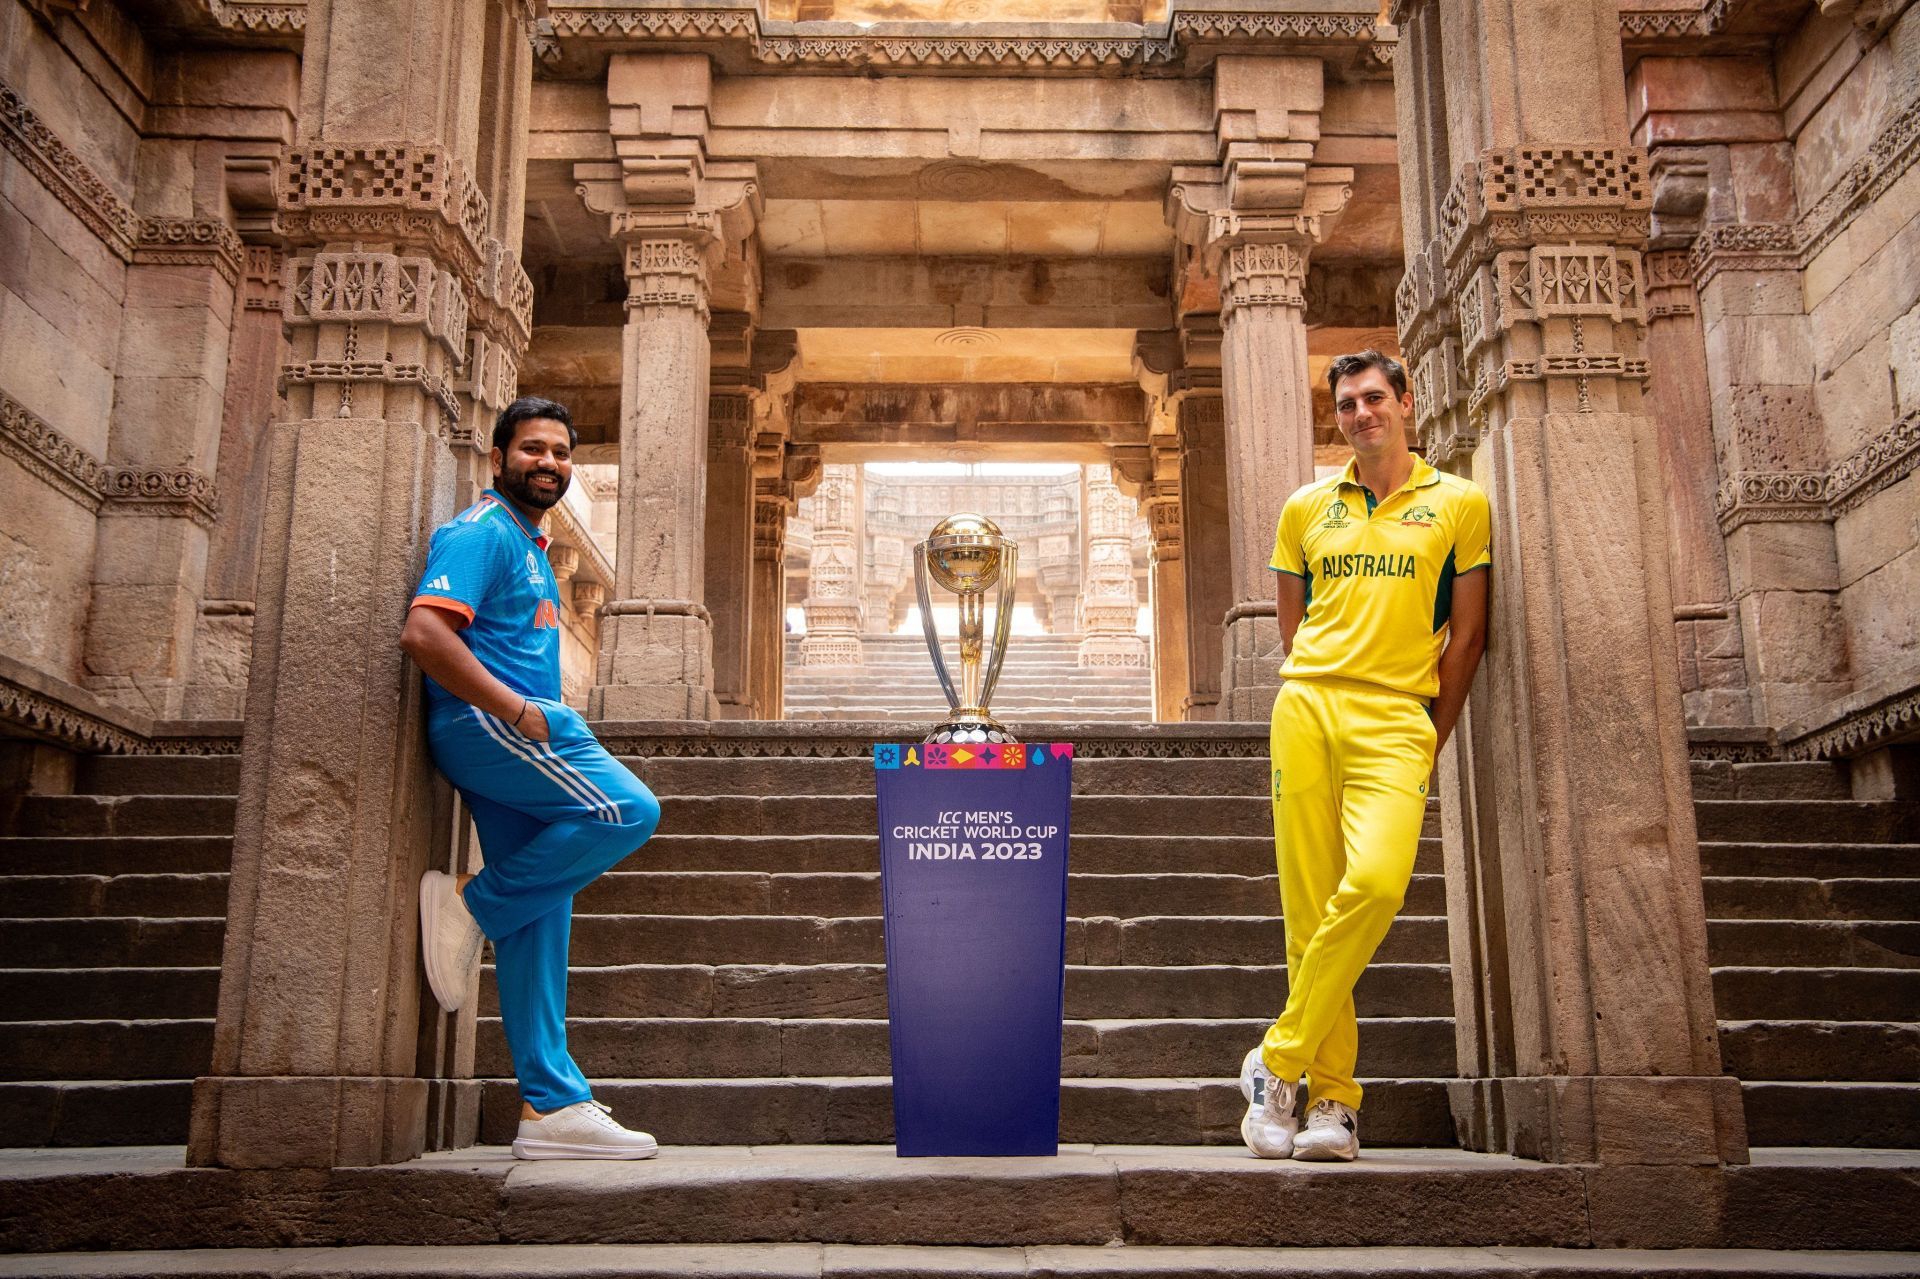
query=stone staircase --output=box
[1,735,1917,1271]
[783,634,1155,722]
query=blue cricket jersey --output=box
[412,490,565,713]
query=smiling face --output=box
[492,416,573,512]
[1332,365,1415,462]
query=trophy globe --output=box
[914,513,1019,744]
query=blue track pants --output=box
[426,698,660,1112]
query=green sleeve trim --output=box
[1272,567,1308,579]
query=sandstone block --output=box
[1716,383,1827,471]
[1810,198,1920,372]
[1705,313,1817,389]
[116,306,232,384]
[1839,545,1920,674]
[24,223,124,364]
[1893,304,1920,414]
[1815,331,1897,460]
[1697,267,1803,320]
[1834,471,1919,586]
[1724,521,1839,594]
[0,292,115,453]
[1736,588,1850,683]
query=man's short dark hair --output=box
[1326,350,1409,402]
[492,396,576,453]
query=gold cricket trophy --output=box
[913,513,1019,744]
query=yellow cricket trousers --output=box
[1262,675,1435,1110]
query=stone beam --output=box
[761,257,1175,331]
[791,383,1148,460]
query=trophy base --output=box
[926,716,1016,746]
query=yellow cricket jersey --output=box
[1268,453,1491,700]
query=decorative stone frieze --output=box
[98,467,220,527]
[1644,249,1698,319]
[241,247,285,311]
[624,236,715,324]
[0,77,139,259]
[205,0,308,34]
[543,5,1382,69]
[135,217,247,285]
[1783,685,1920,762]
[278,359,462,427]
[1218,240,1308,319]
[0,390,107,512]
[278,143,532,351]
[1,391,221,525]
[285,253,469,355]
[1715,408,1920,530]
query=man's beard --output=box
[499,460,569,510]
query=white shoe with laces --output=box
[1291,1097,1360,1161]
[1238,1046,1299,1158]
[419,870,484,1013]
[512,1099,659,1160]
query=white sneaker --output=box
[419,870,484,1013]
[512,1099,659,1160]
[1238,1046,1299,1158]
[1292,1097,1360,1161]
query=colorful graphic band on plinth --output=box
[875,741,1073,1156]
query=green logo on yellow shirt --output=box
[1323,500,1351,529]
[1402,505,1437,527]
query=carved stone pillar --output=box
[752,486,791,717]
[191,0,537,1170]
[83,216,244,717]
[1644,244,1750,726]
[799,462,863,666]
[1078,464,1149,669]
[186,244,286,719]
[1216,237,1317,719]
[1177,394,1230,720]
[1692,228,1845,726]
[591,231,719,719]
[1143,443,1189,723]
[706,387,756,718]
[1393,0,1745,1166]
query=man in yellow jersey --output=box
[1239,349,1490,1162]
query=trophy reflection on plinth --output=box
[913,513,1019,744]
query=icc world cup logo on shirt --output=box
[1323,500,1351,529]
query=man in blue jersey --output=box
[402,395,662,1160]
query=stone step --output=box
[1703,877,1920,921]
[1741,1081,1920,1148]
[628,834,1435,877]
[1706,920,1920,968]
[787,706,1159,718]
[0,873,229,918]
[1718,1019,1920,1081]
[472,1016,1458,1081]
[7,1145,1918,1255]
[653,796,1428,839]
[0,1020,211,1082]
[1693,801,1920,844]
[1711,966,1920,1021]
[478,963,1455,1021]
[0,1080,191,1147]
[561,915,1451,968]
[73,755,241,797]
[474,1076,1460,1148]
[0,836,233,877]
[11,796,237,839]
[625,757,1274,797]
[0,967,219,1021]
[11,1243,1920,1279]
[1698,842,1920,879]
[573,871,1447,919]
[0,919,224,968]
[1689,759,1852,801]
